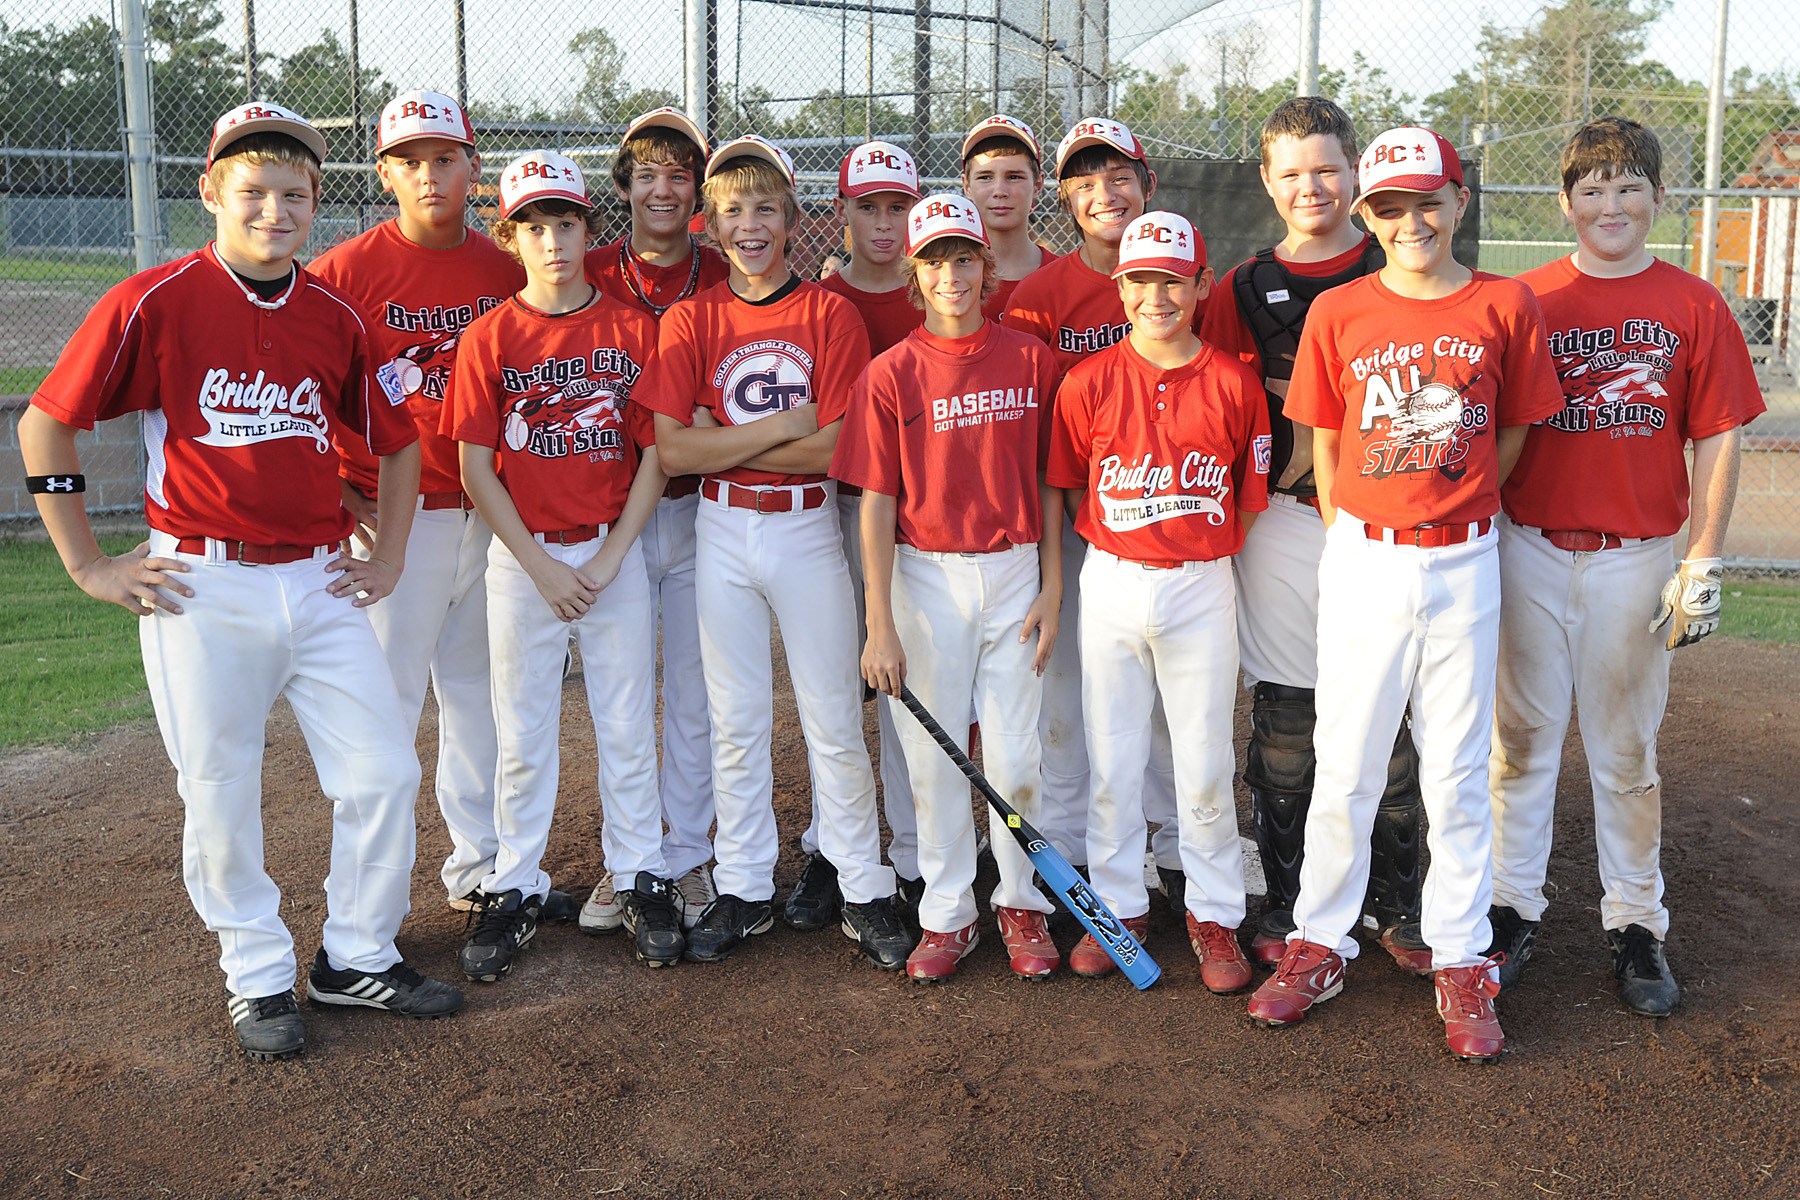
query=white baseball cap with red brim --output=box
[961,115,1041,166]
[1111,210,1205,279]
[376,90,475,155]
[1054,117,1144,177]
[624,107,709,156]
[498,152,591,219]
[839,140,921,199]
[208,102,328,167]
[905,193,988,257]
[1358,127,1465,199]
[705,135,796,185]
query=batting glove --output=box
[1649,556,1723,650]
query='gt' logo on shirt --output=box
[720,347,812,424]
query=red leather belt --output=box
[663,476,702,500]
[701,479,831,513]
[421,491,475,511]
[175,537,325,564]
[1542,528,1623,552]
[1363,518,1492,548]
[537,525,601,544]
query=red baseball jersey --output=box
[447,293,657,533]
[1047,339,1271,565]
[832,322,1057,552]
[1003,248,1203,381]
[585,236,731,320]
[819,272,925,357]
[981,244,1058,322]
[1504,256,1764,538]
[1286,272,1565,530]
[1201,237,1374,377]
[309,220,525,497]
[636,279,872,488]
[31,245,415,547]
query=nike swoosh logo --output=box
[904,410,924,426]
[1320,966,1343,990]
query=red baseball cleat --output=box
[995,907,1059,979]
[1250,929,1289,966]
[1246,939,1345,1026]
[905,921,978,982]
[1186,913,1253,994]
[1069,915,1150,978]
[1436,959,1505,1063]
[1379,921,1436,976]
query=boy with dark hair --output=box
[959,115,1055,320]
[21,103,463,1060]
[1490,116,1762,1015]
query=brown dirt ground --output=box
[2,636,1796,1199]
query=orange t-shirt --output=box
[585,236,731,320]
[636,278,872,488]
[447,293,658,533]
[819,272,925,357]
[1285,271,1565,529]
[1003,248,1204,383]
[981,244,1058,322]
[309,220,525,497]
[1504,256,1765,538]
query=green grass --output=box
[0,535,153,749]
[0,366,48,394]
[1721,578,1800,645]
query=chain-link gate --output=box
[2,0,1797,569]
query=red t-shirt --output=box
[309,220,526,497]
[1003,248,1203,382]
[982,244,1059,322]
[1200,237,1375,378]
[585,236,731,320]
[1286,272,1565,529]
[636,279,872,488]
[1047,339,1271,565]
[447,293,658,533]
[31,245,415,547]
[832,321,1056,552]
[819,272,925,357]
[1505,256,1765,538]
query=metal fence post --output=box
[686,0,708,131]
[1297,0,1320,96]
[1698,0,1730,286]
[119,0,161,273]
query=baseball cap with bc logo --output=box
[208,102,328,167]
[498,151,590,218]
[706,135,797,185]
[1358,127,1464,199]
[1054,117,1145,177]
[377,90,476,154]
[625,107,709,156]
[1111,210,1205,280]
[961,115,1041,166]
[905,193,988,256]
[839,141,921,199]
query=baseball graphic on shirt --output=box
[504,408,530,451]
[1390,381,1464,444]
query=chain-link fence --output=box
[2,0,1797,569]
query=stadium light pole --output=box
[1297,0,1320,96]
[1698,0,1729,287]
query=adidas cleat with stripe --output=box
[228,988,306,1060]
[305,947,464,1018]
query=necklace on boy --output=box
[620,236,702,317]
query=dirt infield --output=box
[2,637,1796,1199]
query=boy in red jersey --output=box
[1245,128,1565,1064]
[639,137,913,970]
[309,89,538,922]
[959,115,1055,321]
[448,153,680,977]
[20,103,463,1061]
[1490,117,1762,1016]
[1047,211,1268,990]
[577,107,730,936]
[836,194,1062,982]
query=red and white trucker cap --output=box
[208,102,327,167]
[1111,210,1205,279]
[1358,127,1464,198]
[376,90,475,154]
[961,115,1040,165]
[498,152,590,219]
[624,107,709,156]
[905,193,988,257]
[1054,117,1144,177]
[839,141,921,199]
[705,135,796,185]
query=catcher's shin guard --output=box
[1363,714,1424,931]
[1245,683,1316,930]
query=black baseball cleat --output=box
[1608,924,1680,1017]
[453,886,576,924]
[842,895,915,970]
[894,874,925,935]
[458,889,540,982]
[684,894,776,963]
[1485,905,1539,992]
[1158,866,1187,918]
[620,872,686,967]
[306,948,464,1018]
[228,989,306,1061]
[783,851,843,932]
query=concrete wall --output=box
[0,398,142,521]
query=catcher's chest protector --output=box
[1232,238,1386,497]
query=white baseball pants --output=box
[1080,549,1247,925]
[142,531,421,999]
[696,488,892,905]
[1293,517,1501,970]
[642,492,716,878]
[1489,515,1676,937]
[359,503,500,904]
[890,543,1054,932]
[484,531,665,899]
[1233,492,1326,690]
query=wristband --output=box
[26,474,86,494]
